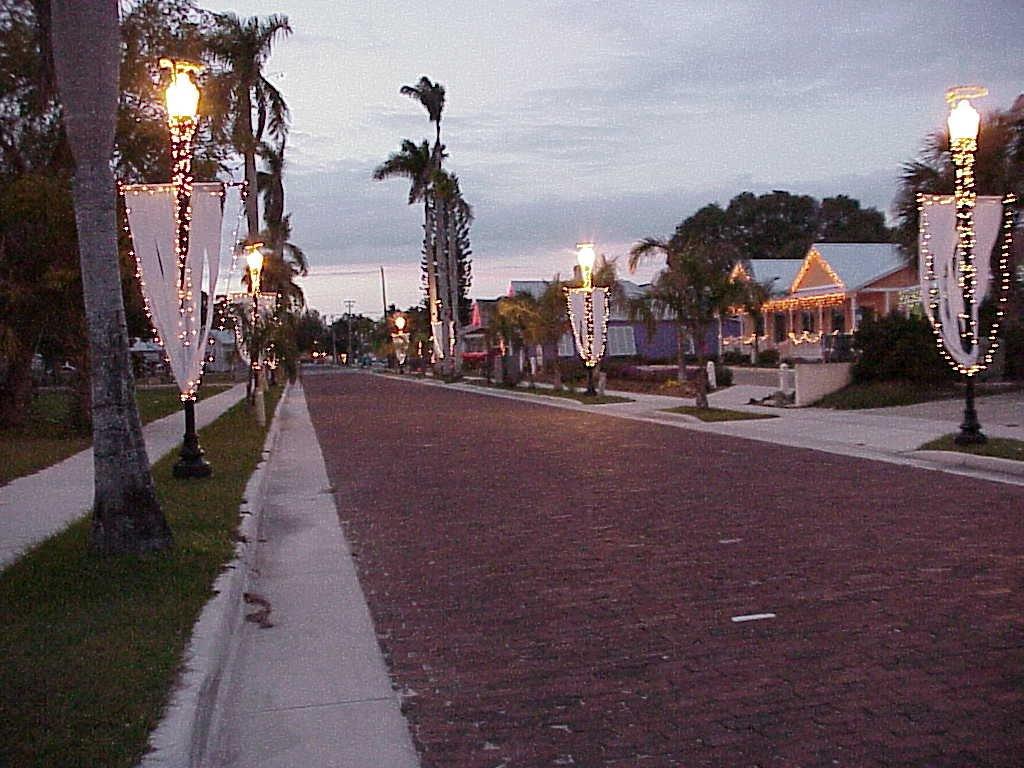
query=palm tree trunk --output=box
[446,199,462,375]
[434,192,452,376]
[240,87,259,237]
[676,323,687,384]
[423,197,438,327]
[51,0,171,554]
[694,323,709,409]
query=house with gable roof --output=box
[725,243,917,361]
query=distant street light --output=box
[566,242,608,396]
[161,58,210,479]
[245,243,267,426]
[392,313,410,373]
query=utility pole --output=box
[329,314,337,365]
[380,266,388,317]
[345,300,356,366]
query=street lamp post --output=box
[246,244,267,427]
[163,59,211,479]
[392,314,410,373]
[947,89,985,444]
[566,242,608,396]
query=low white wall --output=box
[794,362,852,406]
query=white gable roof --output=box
[809,243,906,291]
[747,260,805,294]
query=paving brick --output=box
[305,373,1024,767]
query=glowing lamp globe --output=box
[576,242,596,272]
[245,247,264,274]
[165,71,200,122]
[948,99,980,143]
[395,316,407,331]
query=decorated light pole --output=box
[392,313,410,373]
[123,59,230,478]
[919,86,1016,445]
[566,242,609,396]
[245,243,267,427]
[163,60,210,478]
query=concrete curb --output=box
[911,449,1024,478]
[138,385,289,768]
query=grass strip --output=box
[662,405,778,422]
[918,434,1024,462]
[465,379,633,405]
[813,381,958,410]
[0,386,282,768]
[0,385,232,487]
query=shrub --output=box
[722,350,748,365]
[852,313,954,384]
[715,363,733,387]
[755,349,779,367]
[1003,322,1024,380]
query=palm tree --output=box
[739,274,777,363]
[400,77,453,370]
[433,170,473,374]
[401,76,446,152]
[50,0,171,553]
[255,140,307,309]
[499,279,569,389]
[208,11,291,237]
[629,238,744,408]
[373,138,439,338]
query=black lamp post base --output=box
[954,377,987,446]
[173,399,212,478]
[173,453,212,478]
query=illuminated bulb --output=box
[576,242,596,273]
[947,99,980,143]
[395,315,407,331]
[162,59,202,122]
[245,244,264,274]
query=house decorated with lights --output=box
[724,243,917,360]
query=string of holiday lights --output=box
[566,286,610,366]
[919,192,1015,376]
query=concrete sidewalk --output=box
[0,383,247,571]
[202,379,418,768]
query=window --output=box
[605,325,637,357]
[557,332,575,358]
[831,309,845,333]
[773,313,786,343]
[801,311,815,332]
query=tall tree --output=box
[255,140,306,308]
[208,11,291,237]
[401,76,445,152]
[434,169,473,373]
[401,76,459,371]
[629,238,744,408]
[51,0,170,553]
[817,194,891,242]
[373,138,438,335]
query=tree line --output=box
[374,76,474,378]
[0,0,300,553]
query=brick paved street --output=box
[305,372,1024,768]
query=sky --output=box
[202,0,1024,318]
